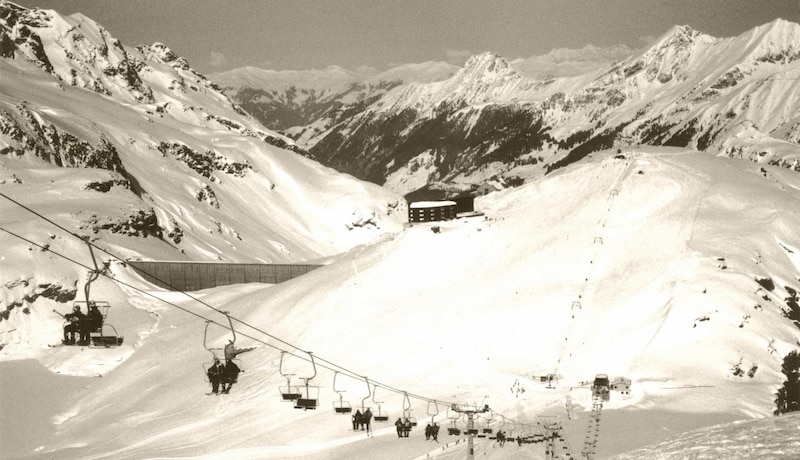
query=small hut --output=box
[474,181,502,196]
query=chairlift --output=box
[67,300,123,348]
[293,351,320,410]
[482,411,494,435]
[490,415,507,440]
[528,424,546,444]
[402,392,417,427]
[372,385,389,422]
[78,239,123,348]
[475,415,486,438]
[332,372,352,414]
[507,420,517,439]
[202,316,243,385]
[446,406,461,435]
[278,351,301,402]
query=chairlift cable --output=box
[1,194,537,427]
[0,223,444,405]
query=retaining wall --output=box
[128,261,323,291]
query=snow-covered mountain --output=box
[230,20,800,195]
[0,1,403,257]
[209,62,459,138]
[0,1,403,353]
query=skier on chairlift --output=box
[88,303,103,332]
[395,417,404,437]
[62,305,84,345]
[206,357,224,394]
[363,407,373,435]
[221,358,241,394]
[224,339,255,362]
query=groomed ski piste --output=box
[3,147,800,460]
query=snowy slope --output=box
[2,147,799,460]
[610,412,800,460]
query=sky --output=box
[13,0,800,73]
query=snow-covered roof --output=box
[409,200,457,208]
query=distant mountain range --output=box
[212,20,800,195]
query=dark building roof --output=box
[404,184,474,202]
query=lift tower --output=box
[450,403,490,460]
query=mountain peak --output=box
[652,24,707,50]
[461,51,513,74]
[448,51,522,89]
[745,18,800,63]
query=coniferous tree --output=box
[775,350,800,415]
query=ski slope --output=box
[3,147,800,459]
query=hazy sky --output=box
[14,0,800,73]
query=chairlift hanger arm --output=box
[402,391,413,418]
[372,384,382,404]
[279,351,293,377]
[427,400,439,419]
[361,376,371,410]
[223,311,235,343]
[82,237,105,306]
[305,351,317,381]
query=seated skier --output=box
[224,339,256,362]
[62,305,84,344]
[87,303,103,332]
[221,359,241,394]
[206,358,224,394]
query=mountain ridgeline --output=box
[215,21,800,194]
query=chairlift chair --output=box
[482,411,494,435]
[203,317,242,367]
[373,385,389,422]
[70,300,123,348]
[202,317,243,388]
[507,420,517,439]
[293,352,320,410]
[446,406,461,435]
[333,395,352,413]
[79,240,124,348]
[332,372,352,413]
[476,416,487,438]
[402,392,416,427]
[278,351,301,401]
[490,415,507,440]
